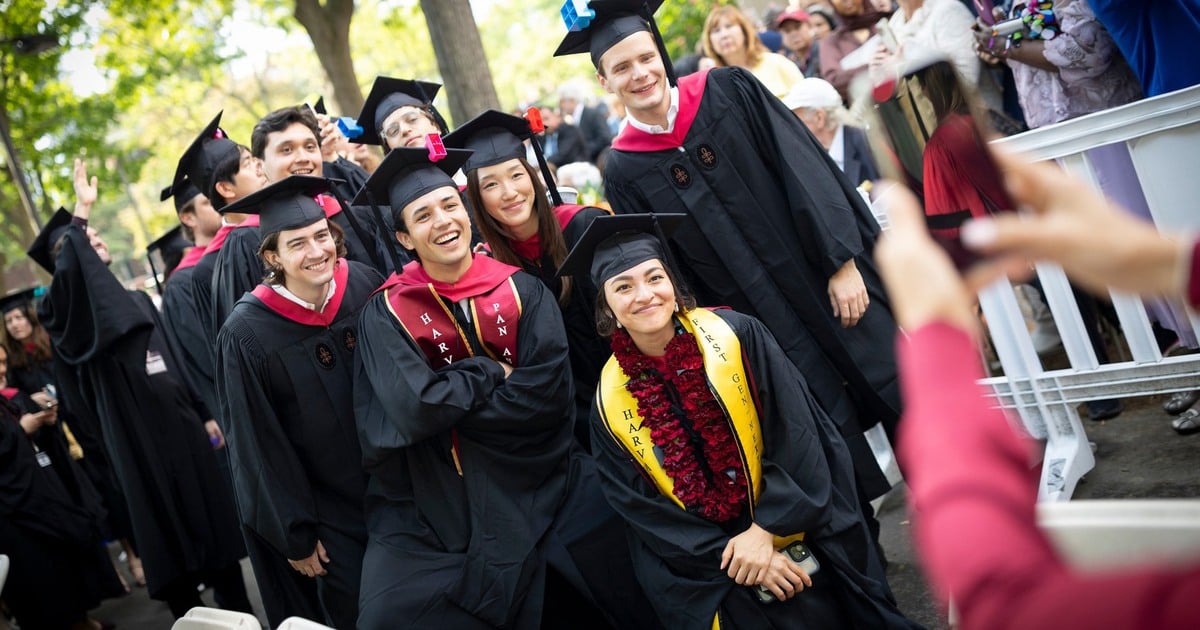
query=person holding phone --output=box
[875,151,1200,629]
[1,344,126,630]
[563,214,920,629]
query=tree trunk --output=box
[418,0,500,127]
[293,0,364,115]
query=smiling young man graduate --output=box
[250,105,395,275]
[555,0,902,542]
[352,144,656,629]
[216,176,383,629]
[28,167,251,618]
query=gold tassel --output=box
[62,421,84,460]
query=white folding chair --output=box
[1039,499,1200,570]
[275,617,335,630]
[171,607,261,629]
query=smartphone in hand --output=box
[852,53,1015,270]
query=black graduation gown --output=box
[163,262,222,421]
[216,260,382,629]
[510,205,611,450]
[10,353,132,542]
[590,310,917,629]
[0,394,125,629]
[324,157,370,202]
[209,223,263,339]
[355,268,655,630]
[603,66,898,499]
[187,247,223,400]
[39,226,245,600]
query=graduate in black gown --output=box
[444,109,611,450]
[352,145,656,629]
[250,105,393,276]
[555,0,900,532]
[1,287,134,568]
[172,113,268,417]
[216,176,383,629]
[560,215,919,629]
[155,181,220,400]
[173,113,327,625]
[355,75,485,251]
[1,346,125,630]
[28,172,251,617]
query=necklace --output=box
[610,325,747,522]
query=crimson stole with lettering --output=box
[379,255,523,367]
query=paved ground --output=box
[60,394,1198,629]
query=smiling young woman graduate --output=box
[562,214,920,629]
[444,109,611,450]
[215,175,384,629]
[351,145,656,629]
[556,0,903,552]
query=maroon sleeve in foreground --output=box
[898,322,1200,630]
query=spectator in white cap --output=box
[784,77,880,188]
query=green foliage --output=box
[657,0,734,61]
[1,0,735,285]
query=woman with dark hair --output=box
[703,4,804,98]
[445,110,611,450]
[2,292,55,395]
[563,214,920,629]
[1,289,141,587]
[1,344,125,630]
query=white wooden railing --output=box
[983,84,1200,501]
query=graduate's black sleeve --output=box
[215,317,319,560]
[355,275,573,448]
[588,400,732,629]
[722,310,836,537]
[137,290,212,422]
[38,226,153,365]
[724,67,874,278]
[161,273,220,417]
[210,233,263,338]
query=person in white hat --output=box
[784,77,880,188]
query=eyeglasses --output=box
[382,111,431,140]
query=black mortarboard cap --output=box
[27,208,75,273]
[219,175,332,237]
[351,146,472,219]
[160,178,201,214]
[553,0,673,84]
[312,96,327,116]
[146,225,192,292]
[557,213,685,287]
[0,286,43,316]
[356,76,446,146]
[147,225,192,258]
[442,110,535,173]
[172,111,240,201]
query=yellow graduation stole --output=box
[596,308,803,630]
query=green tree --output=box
[657,0,735,61]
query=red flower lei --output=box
[610,325,748,522]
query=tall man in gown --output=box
[554,0,901,534]
[216,176,383,628]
